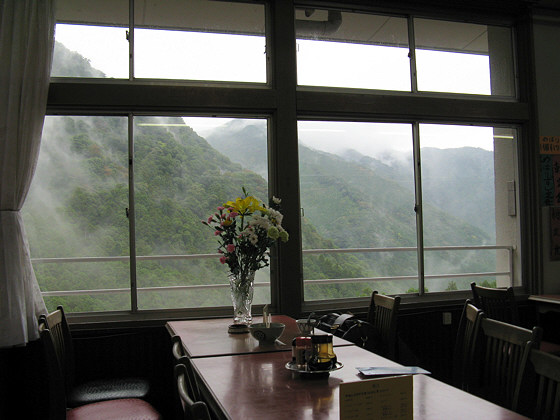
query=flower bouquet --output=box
[203,188,288,326]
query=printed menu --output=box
[339,375,413,419]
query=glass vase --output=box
[229,270,255,325]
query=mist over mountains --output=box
[25,42,497,312]
[207,119,496,241]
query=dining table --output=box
[166,315,353,358]
[189,344,528,420]
[167,316,530,419]
[529,294,560,313]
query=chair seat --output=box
[67,398,161,420]
[68,377,150,408]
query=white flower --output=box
[249,215,270,229]
[272,196,281,204]
[267,209,283,225]
[249,234,259,245]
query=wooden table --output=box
[191,345,529,420]
[166,315,352,358]
[529,294,560,313]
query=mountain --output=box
[420,147,495,238]
[206,121,495,289]
[206,120,268,179]
[340,146,496,238]
[24,112,374,309]
[51,41,106,77]
[22,44,498,312]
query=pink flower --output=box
[226,244,235,253]
[229,211,238,218]
[219,256,227,264]
[217,206,225,211]
[207,216,213,223]
[214,230,220,236]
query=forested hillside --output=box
[22,42,498,312]
[344,147,496,237]
[207,120,496,294]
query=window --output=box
[414,18,515,96]
[52,0,266,82]
[295,9,515,97]
[33,1,532,316]
[293,7,521,303]
[133,116,269,310]
[24,116,130,311]
[297,121,519,300]
[419,125,518,292]
[52,0,129,78]
[298,121,417,299]
[24,115,269,312]
[296,10,410,91]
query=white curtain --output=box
[0,0,56,347]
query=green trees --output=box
[25,47,500,312]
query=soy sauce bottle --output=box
[309,334,336,371]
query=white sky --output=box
[53,24,498,156]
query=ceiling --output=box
[55,0,524,55]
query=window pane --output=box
[414,19,515,96]
[52,23,129,78]
[134,0,266,82]
[419,124,518,292]
[134,117,270,309]
[298,121,418,300]
[296,10,410,91]
[23,116,130,312]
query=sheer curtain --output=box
[0,0,56,347]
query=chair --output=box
[171,335,201,402]
[477,316,542,411]
[470,282,519,325]
[366,291,401,360]
[452,300,483,392]
[175,364,211,420]
[39,305,150,408]
[525,349,560,419]
[39,323,161,420]
[471,282,560,354]
[172,334,186,360]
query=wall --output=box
[534,11,560,293]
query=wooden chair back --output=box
[175,364,211,420]
[39,305,75,393]
[171,335,201,402]
[366,291,401,360]
[453,300,483,392]
[172,334,187,359]
[38,321,69,420]
[479,317,542,411]
[471,282,519,325]
[40,322,161,420]
[528,349,560,419]
[40,305,151,409]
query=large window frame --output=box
[43,0,539,322]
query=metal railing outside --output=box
[35,245,513,297]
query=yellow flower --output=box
[224,195,265,215]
